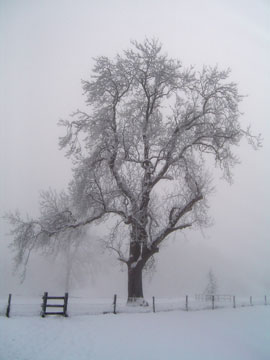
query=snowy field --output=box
[1,304,269,360]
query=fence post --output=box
[113,294,117,314]
[233,295,236,309]
[265,295,267,305]
[6,294,12,318]
[212,295,215,310]
[185,295,188,311]
[63,292,69,317]
[152,296,156,313]
[250,296,253,306]
[41,292,48,317]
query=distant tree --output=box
[54,230,100,292]
[6,189,100,290]
[204,269,218,295]
[5,39,260,304]
[38,189,102,292]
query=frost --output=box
[5,38,259,300]
[130,256,142,268]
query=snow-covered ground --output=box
[1,305,269,360]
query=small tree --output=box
[204,269,218,296]
[5,39,260,304]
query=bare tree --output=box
[54,230,101,293]
[5,39,260,304]
[204,269,218,296]
[6,189,100,289]
[39,189,102,292]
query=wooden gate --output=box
[41,292,68,317]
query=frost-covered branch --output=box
[5,39,260,299]
[151,193,203,248]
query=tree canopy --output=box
[6,39,260,301]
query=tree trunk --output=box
[128,265,143,299]
[127,238,159,305]
[127,264,149,305]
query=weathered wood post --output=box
[41,292,48,317]
[6,294,12,318]
[63,292,69,317]
[152,296,155,313]
[250,296,253,306]
[265,295,267,305]
[212,295,215,310]
[113,294,117,314]
[185,295,188,311]
[233,295,236,309]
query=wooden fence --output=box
[1,293,268,317]
[195,294,232,302]
[41,292,69,317]
[5,294,12,318]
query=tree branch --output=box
[151,194,203,248]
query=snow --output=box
[1,303,269,360]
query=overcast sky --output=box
[0,0,269,298]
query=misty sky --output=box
[0,0,269,298]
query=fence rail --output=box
[195,294,232,302]
[0,294,268,318]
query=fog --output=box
[0,0,269,298]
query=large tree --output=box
[6,39,259,304]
